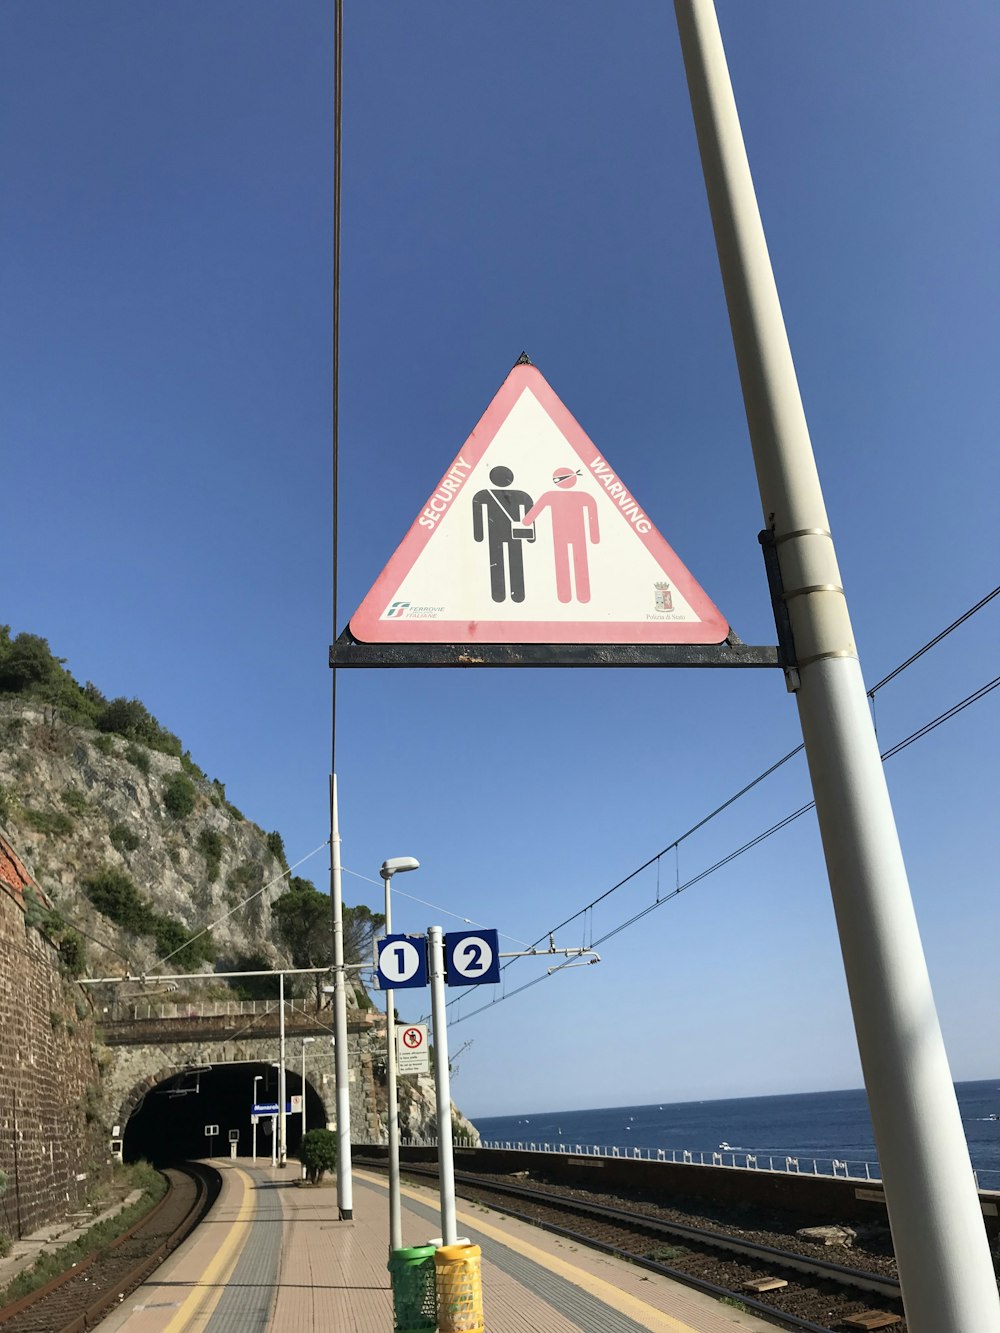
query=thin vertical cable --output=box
[331,0,343,779]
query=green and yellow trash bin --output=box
[435,1241,484,1333]
[387,1244,437,1332]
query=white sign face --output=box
[397,1024,430,1075]
[228,1129,239,1142]
[290,1095,302,1113]
[350,362,728,646]
[204,1124,219,1137]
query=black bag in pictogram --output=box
[491,492,535,541]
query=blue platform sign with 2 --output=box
[445,929,500,985]
[377,933,428,989]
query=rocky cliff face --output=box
[0,695,478,1147]
[0,699,285,976]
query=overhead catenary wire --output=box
[444,674,998,1029]
[150,838,330,972]
[340,864,533,947]
[481,587,998,967]
[438,588,998,1023]
[75,595,995,990]
[866,585,999,696]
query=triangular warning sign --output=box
[349,362,729,646]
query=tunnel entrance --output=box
[122,1061,329,1165]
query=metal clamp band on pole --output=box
[795,649,859,668]
[675,3,1000,1326]
[774,527,832,544]
[781,584,845,601]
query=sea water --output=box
[473,1079,1000,1183]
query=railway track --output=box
[359,1157,909,1332]
[0,1162,221,1333]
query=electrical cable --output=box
[878,675,999,761]
[340,864,532,946]
[504,588,998,964]
[443,671,998,1029]
[150,839,330,971]
[866,586,999,696]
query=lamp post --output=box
[252,1074,263,1163]
[329,774,354,1219]
[300,1037,316,1177]
[270,1062,281,1167]
[380,856,420,1253]
[277,972,287,1167]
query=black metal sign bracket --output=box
[329,532,798,672]
[758,527,801,691]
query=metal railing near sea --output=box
[368,1136,1000,1194]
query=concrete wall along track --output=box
[366,1143,1000,1242]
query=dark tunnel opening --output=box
[122,1061,329,1165]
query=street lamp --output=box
[252,1074,263,1163]
[300,1037,316,1177]
[380,856,419,1253]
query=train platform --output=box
[93,1160,774,1333]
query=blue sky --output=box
[2,2,996,1117]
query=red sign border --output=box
[349,364,729,645]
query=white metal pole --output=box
[252,1075,261,1163]
[278,973,287,1168]
[300,1039,309,1178]
[330,774,354,1219]
[384,871,402,1252]
[428,926,457,1246]
[673,5,1000,1327]
[271,1115,277,1167]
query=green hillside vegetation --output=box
[0,626,377,996]
[81,867,215,971]
[0,627,185,759]
[273,876,384,1006]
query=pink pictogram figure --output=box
[522,467,600,603]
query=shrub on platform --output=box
[299,1129,338,1184]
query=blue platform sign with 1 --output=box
[376,933,428,990]
[445,928,501,985]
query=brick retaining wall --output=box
[0,852,107,1239]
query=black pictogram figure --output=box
[472,466,535,603]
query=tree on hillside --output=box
[0,628,106,726]
[273,878,383,1007]
[0,630,61,693]
[96,697,182,756]
[343,903,384,965]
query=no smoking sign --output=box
[397,1023,429,1074]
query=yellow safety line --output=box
[356,1168,697,1333]
[161,1167,255,1333]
